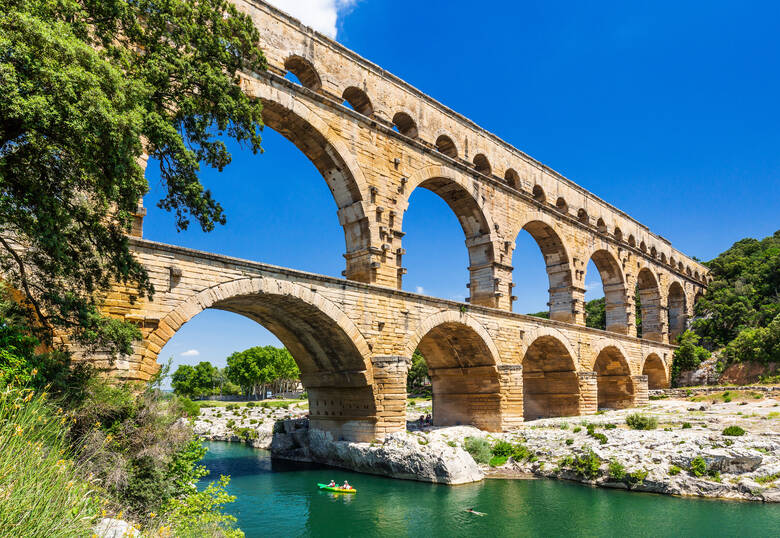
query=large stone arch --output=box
[667,281,687,342]
[642,352,669,390]
[592,345,635,409]
[240,77,376,283]
[142,277,377,441]
[398,165,501,307]
[514,217,577,323]
[405,311,502,430]
[521,333,580,419]
[583,248,629,334]
[636,267,664,342]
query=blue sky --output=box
[145,0,780,375]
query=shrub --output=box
[671,331,710,385]
[447,441,457,448]
[560,422,569,430]
[755,472,780,485]
[626,413,658,430]
[572,426,582,433]
[708,470,722,482]
[464,437,492,465]
[226,403,238,412]
[565,438,574,445]
[246,402,256,408]
[491,440,514,458]
[585,424,608,444]
[155,476,243,538]
[178,397,202,417]
[573,449,602,480]
[669,465,682,476]
[603,423,617,430]
[0,388,100,537]
[649,394,668,400]
[608,459,626,481]
[226,419,236,429]
[234,427,258,442]
[682,422,692,429]
[511,443,533,462]
[722,425,746,436]
[489,455,508,467]
[690,456,707,477]
[628,469,648,485]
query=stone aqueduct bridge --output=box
[100,0,709,441]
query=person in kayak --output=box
[327,480,336,487]
[342,480,352,490]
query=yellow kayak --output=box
[318,483,357,494]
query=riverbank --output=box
[193,389,780,502]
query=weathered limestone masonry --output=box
[84,0,709,442]
[101,239,683,442]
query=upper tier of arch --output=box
[234,0,709,285]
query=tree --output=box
[407,350,429,392]
[585,298,606,330]
[226,346,300,398]
[0,0,266,355]
[171,364,197,398]
[671,331,711,385]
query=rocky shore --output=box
[193,389,780,502]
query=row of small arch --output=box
[282,55,707,285]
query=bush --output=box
[234,427,258,442]
[573,449,602,480]
[572,426,582,433]
[669,465,682,476]
[178,397,202,417]
[246,402,256,408]
[155,476,243,538]
[491,440,514,458]
[0,388,100,537]
[690,456,707,477]
[464,437,491,465]
[671,331,711,385]
[489,455,508,467]
[511,443,534,462]
[722,425,746,436]
[565,438,574,445]
[628,469,648,486]
[682,422,692,429]
[608,459,626,481]
[626,413,658,430]
[226,403,238,412]
[603,423,617,430]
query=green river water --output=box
[200,441,779,537]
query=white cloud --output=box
[415,286,425,295]
[180,349,200,357]
[266,0,358,38]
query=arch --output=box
[142,278,376,441]
[283,55,322,91]
[642,353,669,389]
[504,168,519,188]
[435,134,458,158]
[342,86,373,116]
[614,227,623,242]
[686,266,692,277]
[596,218,607,233]
[636,268,663,342]
[660,253,667,264]
[577,208,588,224]
[555,197,568,214]
[670,256,677,269]
[521,335,580,419]
[694,270,700,281]
[667,281,687,341]
[407,311,502,430]
[628,234,636,247]
[473,153,491,175]
[678,261,684,272]
[640,241,647,253]
[532,184,546,203]
[517,219,573,322]
[593,345,635,409]
[392,111,418,138]
[585,249,628,334]
[650,246,657,258]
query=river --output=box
[200,441,780,537]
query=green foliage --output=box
[693,232,780,350]
[226,346,300,398]
[572,426,582,433]
[627,469,648,486]
[565,438,574,445]
[526,311,549,319]
[573,449,602,480]
[722,425,746,436]
[682,422,692,429]
[671,331,711,385]
[464,437,492,465]
[407,350,429,392]
[723,314,780,364]
[178,397,203,418]
[585,297,606,330]
[669,465,682,476]
[0,387,100,537]
[607,459,626,481]
[158,475,243,538]
[690,456,707,477]
[233,427,258,442]
[626,413,658,430]
[585,423,608,444]
[491,440,514,458]
[755,472,780,485]
[0,0,266,353]
[489,455,508,467]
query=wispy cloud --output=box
[266,0,359,38]
[415,286,425,295]
[180,349,200,357]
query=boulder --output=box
[93,518,139,538]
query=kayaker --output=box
[327,480,336,487]
[342,480,352,490]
